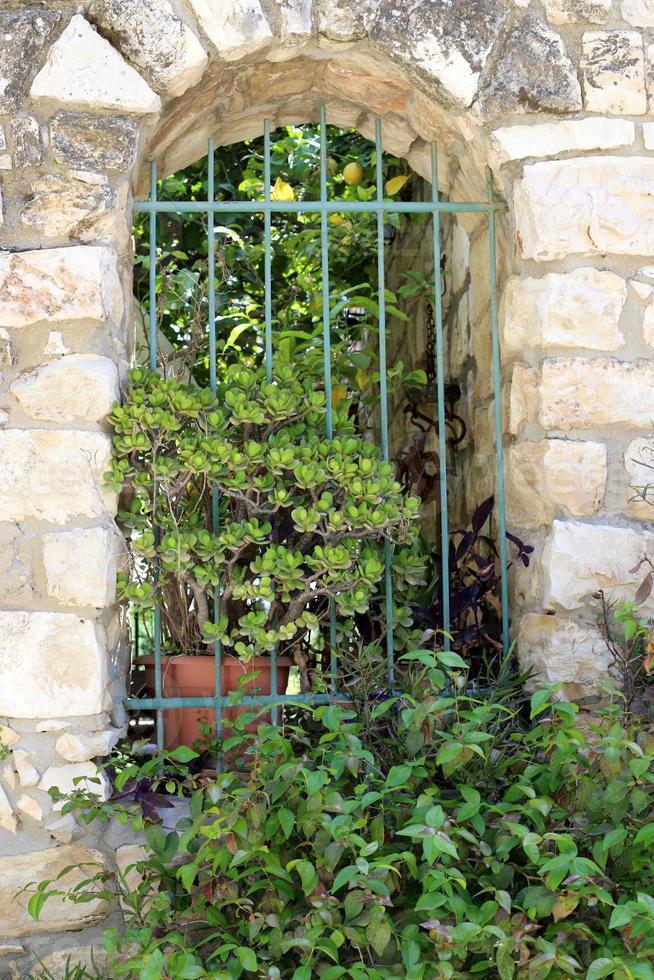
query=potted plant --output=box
[107,358,421,747]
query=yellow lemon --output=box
[270,177,295,202]
[328,214,346,225]
[343,161,364,186]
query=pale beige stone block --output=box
[622,0,654,26]
[11,354,120,424]
[518,612,613,697]
[624,436,654,518]
[43,526,121,609]
[545,0,611,23]
[31,15,161,114]
[13,751,39,789]
[643,295,654,345]
[0,726,18,751]
[539,358,654,430]
[581,31,646,115]
[491,118,634,164]
[16,794,43,823]
[508,439,607,527]
[514,157,654,261]
[0,613,108,718]
[56,730,120,763]
[188,0,273,60]
[39,763,108,810]
[0,784,16,834]
[509,363,540,434]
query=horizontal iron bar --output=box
[125,694,353,710]
[134,199,506,215]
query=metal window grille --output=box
[126,106,508,748]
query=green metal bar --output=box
[487,167,510,653]
[148,160,164,750]
[431,145,450,652]
[125,694,353,710]
[135,199,506,216]
[374,118,395,692]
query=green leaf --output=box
[236,947,258,972]
[332,865,359,891]
[586,959,615,980]
[367,918,392,957]
[168,745,199,763]
[385,765,412,788]
[278,807,295,839]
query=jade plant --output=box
[107,359,424,683]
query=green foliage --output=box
[27,656,654,979]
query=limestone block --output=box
[13,751,38,788]
[32,944,107,977]
[502,269,626,353]
[545,0,611,23]
[0,246,122,329]
[518,613,613,697]
[631,280,654,301]
[0,846,107,937]
[56,730,120,763]
[581,31,646,114]
[622,0,654,27]
[508,439,607,526]
[543,520,654,613]
[643,295,654,346]
[21,171,118,242]
[277,0,314,39]
[188,0,273,60]
[12,354,120,424]
[0,430,115,524]
[0,612,108,718]
[0,9,62,112]
[47,814,76,844]
[17,794,43,822]
[89,0,207,97]
[0,726,18,751]
[491,118,634,165]
[10,116,42,168]
[539,357,654,430]
[367,0,507,108]
[480,12,581,115]
[0,525,31,603]
[509,363,540,434]
[317,0,375,40]
[50,112,139,172]
[39,763,108,810]
[0,784,16,834]
[514,157,654,261]
[321,62,411,116]
[358,113,415,157]
[43,526,122,609]
[31,15,161,115]
[451,223,470,294]
[624,437,654,518]
[0,124,10,170]
[644,122,654,150]
[0,761,16,792]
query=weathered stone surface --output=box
[317,0,374,40]
[0,784,16,834]
[515,157,654,261]
[644,122,654,149]
[545,0,611,23]
[89,0,207,97]
[31,15,161,115]
[0,613,108,718]
[0,846,107,938]
[17,794,43,823]
[14,751,38,789]
[502,268,626,353]
[277,0,314,40]
[43,526,121,608]
[189,0,273,60]
[358,113,415,157]
[0,726,18,751]
[0,124,10,170]
[368,0,507,108]
[539,358,654,430]
[0,525,32,603]
[518,613,613,698]
[39,763,108,810]
[622,0,654,27]
[0,9,62,112]
[625,437,654,518]
[12,354,120,424]
[0,430,115,524]
[543,520,654,614]
[508,439,607,526]
[32,944,107,977]
[509,363,540,435]
[51,112,139,172]
[47,814,77,844]
[10,116,42,168]
[490,118,634,164]
[56,730,120,763]
[630,279,653,301]
[581,31,646,114]
[321,62,411,115]
[480,12,582,116]
[21,171,118,242]
[0,246,122,329]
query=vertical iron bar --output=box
[320,106,337,692]
[487,167,509,653]
[375,118,395,691]
[431,144,451,652]
[149,160,163,749]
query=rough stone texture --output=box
[188,0,273,60]
[581,31,646,114]
[14,751,39,788]
[545,0,611,23]
[509,363,540,435]
[539,358,654,430]
[39,763,108,810]
[543,520,654,614]
[518,613,613,698]
[643,294,654,346]
[0,784,16,834]
[0,612,108,719]
[50,112,140,172]
[12,354,120,424]
[625,437,654,518]
[631,279,654,301]
[490,118,634,164]
[56,730,121,764]
[368,0,508,108]
[16,794,43,823]
[0,847,107,938]
[622,0,654,28]
[0,726,18,751]
[31,944,107,977]
[277,0,314,41]
[0,525,32,603]
[0,124,10,170]
[515,157,654,261]
[31,15,161,115]
[644,122,654,149]
[89,0,207,97]
[21,171,118,242]
[10,116,42,169]
[0,429,114,524]
[0,9,62,113]
[317,0,374,40]
[480,12,582,116]
[502,268,626,353]
[43,526,121,609]
[508,439,607,526]
[0,246,122,329]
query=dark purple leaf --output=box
[472,496,494,533]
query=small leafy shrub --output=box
[29,652,654,980]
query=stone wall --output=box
[1,0,653,969]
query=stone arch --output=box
[1,0,654,964]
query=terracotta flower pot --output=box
[137,654,292,749]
